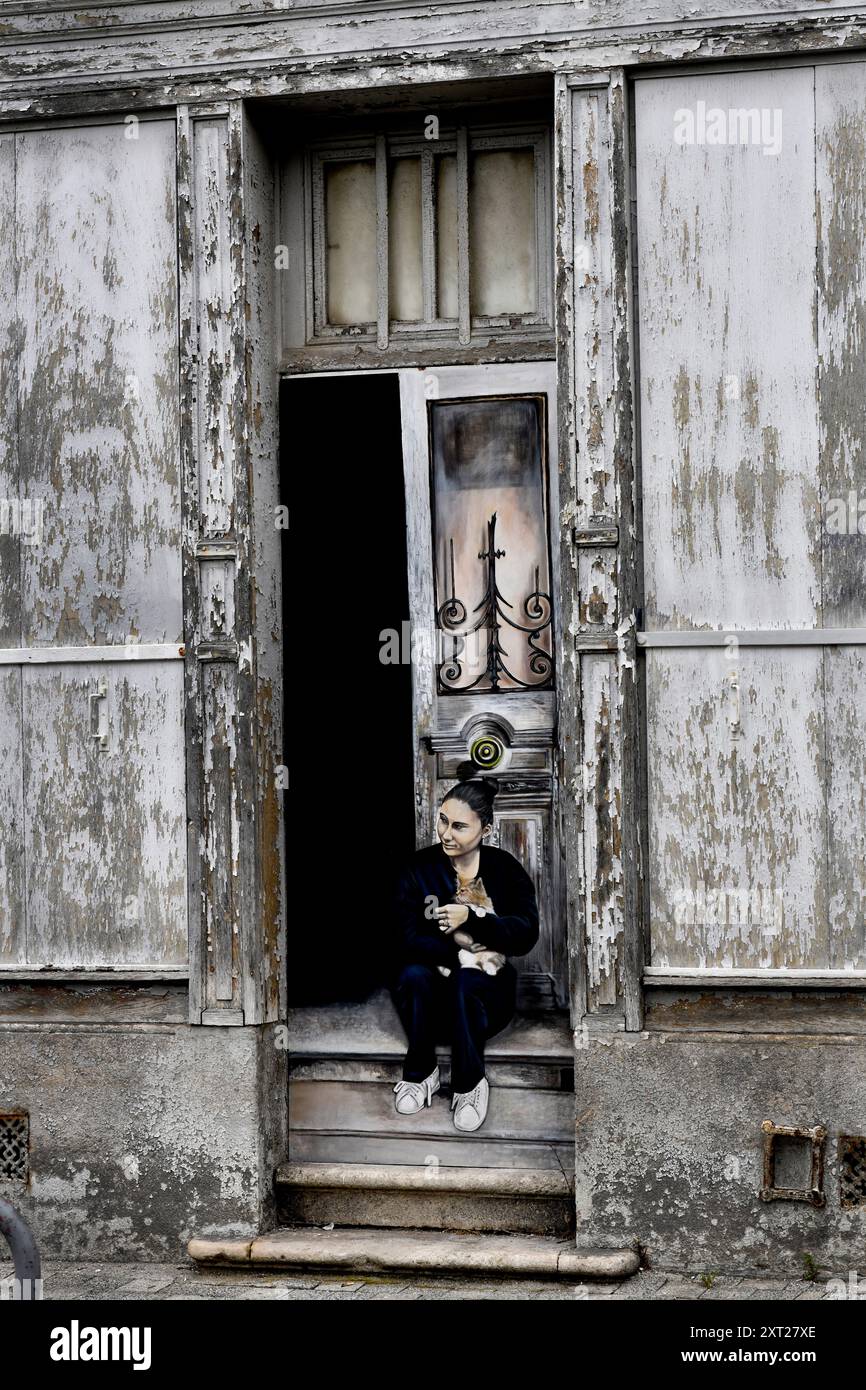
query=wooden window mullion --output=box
[375,133,388,349]
[421,146,436,326]
[456,125,470,345]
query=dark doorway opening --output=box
[282,373,415,1005]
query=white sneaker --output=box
[393,1066,440,1115]
[451,1076,489,1132]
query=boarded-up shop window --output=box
[0,119,187,972]
[635,63,866,974]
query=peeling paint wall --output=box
[0,988,281,1260]
[636,65,866,972]
[0,117,186,967]
[0,2,863,99]
[574,1020,866,1273]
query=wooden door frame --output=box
[398,361,567,1010]
[554,71,647,1034]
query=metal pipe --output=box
[0,1200,42,1300]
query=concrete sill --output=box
[188,1227,638,1280]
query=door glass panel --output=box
[469,149,536,315]
[388,157,423,321]
[325,160,376,324]
[430,395,553,692]
[436,154,458,319]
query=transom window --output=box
[307,122,552,347]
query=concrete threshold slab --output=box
[188,1228,639,1280]
[276,1162,573,1196]
[287,992,574,1063]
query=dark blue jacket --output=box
[391,842,540,974]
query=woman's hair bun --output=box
[455,758,497,786]
[445,760,498,826]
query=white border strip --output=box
[637,628,866,648]
[646,967,866,987]
[0,644,185,664]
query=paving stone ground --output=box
[0,1260,851,1301]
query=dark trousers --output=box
[391,960,517,1094]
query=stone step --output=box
[289,1130,575,1171]
[276,1161,575,1236]
[286,990,574,1064]
[188,1226,639,1281]
[286,994,576,1173]
[288,1072,575,1169]
[290,1056,573,1090]
[290,1078,573,1140]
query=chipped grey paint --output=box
[24,664,187,967]
[815,64,866,968]
[0,116,186,970]
[0,2,864,106]
[556,71,643,1028]
[636,66,866,975]
[574,1025,866,1273]
[16,120,182,648]
[0,1010,275,1260]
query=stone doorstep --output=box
[275,1162,573,1197]
[287,992,574,1065]
[188,1228,639,1281]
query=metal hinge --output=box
[89,678,109,750]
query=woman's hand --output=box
[452,929,476,948]
[470,950,507,975]
[434,903,469,933]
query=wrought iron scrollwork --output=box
[436,512,553,692]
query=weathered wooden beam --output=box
[556,66,645,1031]
[241,100,286,1025]
[3,10,866,115]
[608,69,645,1033]
[553,71,585,1031]
[646,968,866,989]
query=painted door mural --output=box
[399,362,566,1009]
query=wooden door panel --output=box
[0,669,24,964]
[16,120,182,648]
[0,118,187,972]
[636,68,819,634]
[23,663,187,967]
[646,647,827,969]
[635,65,866,975]
[401,362,566,1008]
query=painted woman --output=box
[389,761,540,1131]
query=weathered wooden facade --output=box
[1,1,865,1275]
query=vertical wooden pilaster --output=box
[555,70,646,1034]
[180,101,282,1026]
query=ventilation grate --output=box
[0,1113,29,1181]
[839,1135,866,1208]
[759,1121,826,1207]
